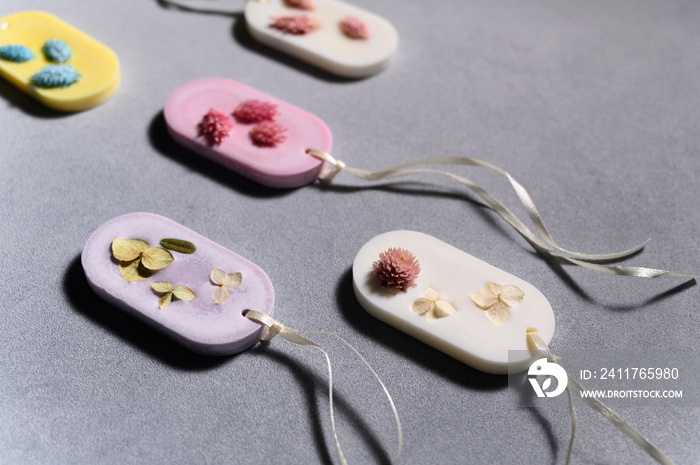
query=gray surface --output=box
[1,1,699,464]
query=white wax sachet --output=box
[244,0,398,78]
[353,231,555,374]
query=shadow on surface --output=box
[247,344,394,465]
[335,267,507,392]
[147,111,293,199]
[0,78,73,118]
[63,255,231,371]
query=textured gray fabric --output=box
[1,1,698,464]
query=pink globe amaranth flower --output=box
[285,0,315,11]
[233,100,278,123]
[197,108,233,146]
[372,248,420,292]
[270,15,321,35]
[339,16,369,40]
[249,121,287,147]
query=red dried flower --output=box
[249,121,287,147]
[372,248,420,291]
[339,16,370,40]
[197,108,233,146]
[285,0,315,11]
[233,100,278,124]
[270,15,321,35]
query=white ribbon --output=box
[526,329,676,465]
[308,149,696,279]
[244,310,403,465]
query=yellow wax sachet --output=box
[0,11,120,112]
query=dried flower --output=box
[30,65,80,88]
[159,238,196,254]
[249,121,287,147]
[471,282,525,325]
[412,288,456,322]
[198,108,233,146]
[112,238,174,282]
[151,282,196,309]
[270,15,321,35]
[233,100,278,123]
[43,39,72,63]
[339,16,369,40]
[0,44,34,62]
[210,268,242,304]
[284,0,315,11]
[372,247,420,291]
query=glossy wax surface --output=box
[81,213,275,355]
[245,0,398,78]
[353,230,555,374]
[165,78,332,188]
[0,11,119,111]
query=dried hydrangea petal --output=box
[0,44,35,62]
[411,297,433,316]
[434,299,456,318]
[112,238,149,261]
[499,284,525,307]
[212,286,231,304]
[485,301,511,325]
[269,15,321,35]
[158,293,173,309]
[233,100,278,123]
[43,39,72,63]
[285,0,315,10]
[140,247,174,270]
[470,291,498,309]
[221,272,242,289]
[339,16,369,40]
[151,282,174,293]
[249,121,287,147]
[119,259,149,282]
[198,108,233,146]
[172,285,196,301]
[30,64,80,88]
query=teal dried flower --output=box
[0,45,34,62]
[30,65,81,88]
[43,39,72,63]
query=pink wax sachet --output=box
[81,212,275,355]
[164,78,332,188]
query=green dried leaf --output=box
[119,259,149,282]
[151,282,174,293]
[141,247,174,270]
[159,238,196,254]
[172,285,196,301]
[112,238,149,261]
[158,293,173,310]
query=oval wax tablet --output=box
[0,11,120,112]
[244,0,398,78]
[82,213,274,355]
[164,78,332,188]
[353,231,555,374]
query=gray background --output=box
[1,0,699,464]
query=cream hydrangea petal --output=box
[151,282,174,293]
[210,268,227,285]
[470,292,498,309]
[222,272,242,290]
[141,247,174,270]
[434,299,456,318]
[485,301,511,325]
[483,282,502,296]
[425,308,438,323]
[412,298,433,315]
[119,259,148,282]
[158,293,173,309]
[112,238,149,261]
[212,286,231,304]
[499,284,525,307]
[422,287,441,301]
[173,285,196,301]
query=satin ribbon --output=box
[526,329,676,465]
[244,310,403,465]
[308,149,696,279]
